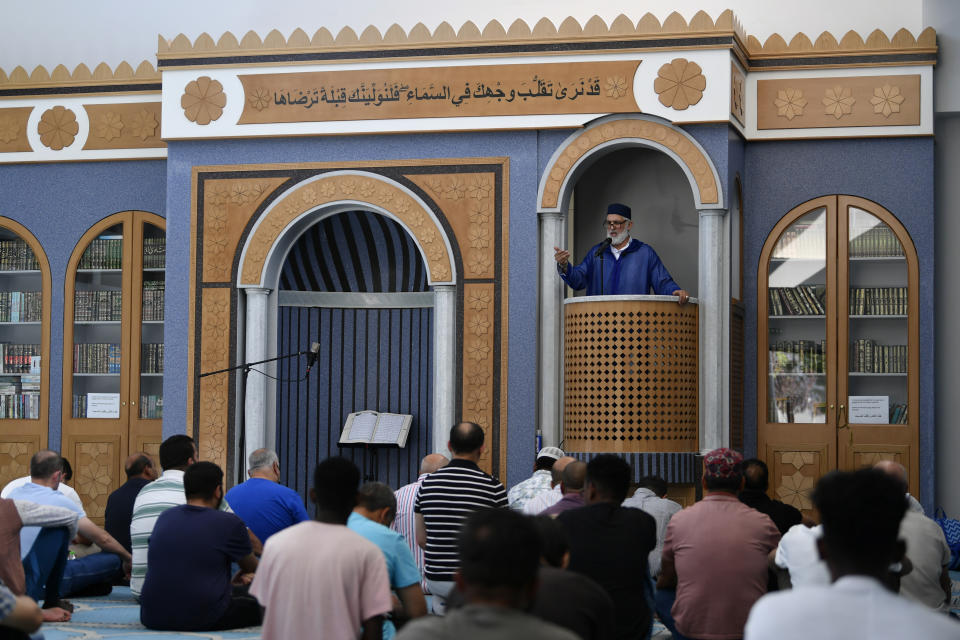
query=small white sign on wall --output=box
[848,395,889,424]
[87,393,121,419]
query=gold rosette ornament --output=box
[38,106,79,150]
[654,59,706,110]
[181,76,227,125]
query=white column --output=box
[539,212,566,448]
[244,287,271,468]
[698,209,728,452]
[432,285,457,454]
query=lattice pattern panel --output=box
[564,300,698,452]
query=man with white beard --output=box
[553,203,688,302]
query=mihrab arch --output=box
[236,171,458,466]
[537,114,728,454]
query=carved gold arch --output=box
[239,172,453,286]
[540,117,720,210]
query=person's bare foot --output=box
[41,606,71,622]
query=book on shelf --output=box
[73,343,121,374]
[143,237,166,269]
[73,290,122,321]
[849,225,904,258]
[142,279,165,321]
[0,344,40,374]
[0,391,39,419]
[0,292,41,322]
[849,287,907,315]
[79,235,122,270]
[889,403,908,424]
[850,340,907,373]
[769,339,826,373]
[339,411,413,447]
[0,239,40,271]
[140,343,164,373]
[769,285,826,316]
[139,394,163,419]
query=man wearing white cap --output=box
[508,446,565,512]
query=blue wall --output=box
[743,137,935,511]
[0,160,166,448]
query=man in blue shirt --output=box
[554,203,689,302]
[225,449,309,543]
[348,481,426,639]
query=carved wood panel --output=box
[0,438,37,490]
[769,446,828,513]
[64,435,120,524]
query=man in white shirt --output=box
[507,447,564,512]
[621,475,681,577]
[745,469,958,640]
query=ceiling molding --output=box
[0,61,160,96]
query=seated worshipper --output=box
[415,422,508,613]
[874,460,952,612]
[739,458,804,535]
[621,474,682,578]
[658,448,779,640]
[140,461,259,631]
[225,448,309,543]
[392,453,448,593]
[396,509,579,640]
[557,454,657,640]
[9,451,130,602]
[541,461,587,517]
[745,469,959,639]
[772,523,831,589]
[2,458,83,510]
[130,434,245,599]
[348,482,427,637]
[523,455,576,515]
[0,579,42,640]
[0,497,78,623]
[508,446,564,512]
[529,516,615,640]
[251,457,391,640]
[554,203,689,302]
[104,453,157,554]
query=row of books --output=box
[0,392,40,419]
[850,225,904,258]
[0,239,40,271]
[140,394,163,419]
[71,395,89,418]
[79,236,122,270]
[143,237,166,269]
[141,343,164,374]
[0,291,41,322]
[142,280,164,321]
[73,343,121,374]
[769,286,826,316]
[769,340,826,373]
[74,290,122,321]
[0,345,40,374]
[889,403,909,424]
[850,340,908,373]
[850,287,907,315]
[772,221,825,259]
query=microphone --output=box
[595,237,612,257]
[305,342,320,372]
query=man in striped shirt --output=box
[391,453,448,594]
[414,422,507,613]
[130,435,238,599]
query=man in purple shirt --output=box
[542,461,586,517]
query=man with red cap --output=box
[657,448,780,640]
[553,203,689,303]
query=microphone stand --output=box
[596,238,611,296]
[199,350,312,484]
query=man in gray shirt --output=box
[397,508,578,640]
[622,475,682,577]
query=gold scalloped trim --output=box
[0,60,159,91]
[155,12,935,65]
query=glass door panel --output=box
[138,222,164,420]
[767,208,828,423]
[846,208,908,425]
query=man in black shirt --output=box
[104,453,157,553]
[557,454,656,640]
[738,458,803,535]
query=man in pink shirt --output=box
[250,457,391,640]
[658,448,780,640]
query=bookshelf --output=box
[758,195,919,500]
[0,221,50,443]
[61,212,165,522]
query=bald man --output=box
[874,461,952,611]
[104,453,158,554]
[523,456,576,515]
[392,453,448,594]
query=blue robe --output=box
[558,238,681,296]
